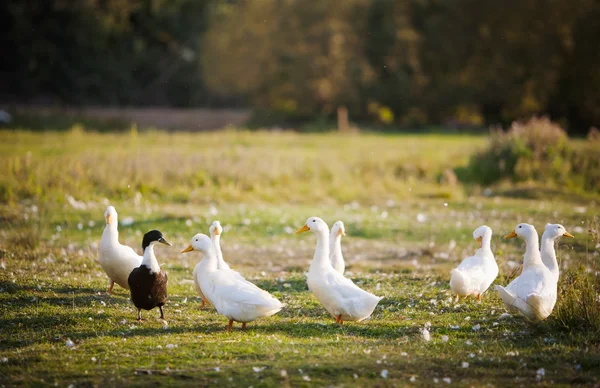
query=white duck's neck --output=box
[477,230,493,257]
[199,245,219,273]
[310,229,331,271]
[522,232,543,268]
[102,222,119,245]
[329,232,343,263]
[540,233,559,278]
[211,234,229,269]
[142,243,161,274]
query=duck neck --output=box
[102,222,119,245]
[211,234,227,269]
[199,245,219,272]
[477,230,493,257]
[523,233,543,268]
[330,232,343,262]
[310,230,331,271]
[142,243,161,274]
[540,233,559,277]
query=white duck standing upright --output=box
[98,206,142,293]
[540,223,574,283]
[449,225,498,302]
[329,221,346,275]
[210,221,231,270]
[504,223,574,293]
[295,217,382,324]
[182,234,283,331]
[495,223,558,320]
[192,220,232,308]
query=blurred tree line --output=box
[1,0,599,132]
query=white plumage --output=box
[183,234,283,330]
[98,206,142,293]
[329,220,346,275]
[495,223,558,321]
[449,225,498,301]
[296,217,382,323]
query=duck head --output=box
[295,217,329,235]
[544,223,574,240]
[209,221,223,237]
[181,233,213,254]
[331,221,346,237]
[505,223,536,240]
[473,225,491,247]
[142,230,171,251]
[104,206,118,225]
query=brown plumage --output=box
[128,266,168,320]
[127,229,171,320]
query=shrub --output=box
[460,117,600,193]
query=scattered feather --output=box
[381,369,389,379]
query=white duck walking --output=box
[98,206,142,293]
[495,223,558,321]
[329,221,346,275]
[295,217,382,324]
[182,234,283,331]
[449,225,498,302]
[540,223,574,283]
[192,221,233,308]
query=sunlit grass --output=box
[0,128,599,386]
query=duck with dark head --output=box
[128,230,171,321]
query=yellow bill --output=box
[295,224,310,234]
[563,231,575,238]
[181,245,194,253]
[504,230,517,239]
[476,236,483,247]
[106,214,112,225]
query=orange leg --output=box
[227,319,233,332]
[107,280,114,294]
[336,314,343,325]
[242,323,247,330]
[477,294,482,302]
[454,294,459,303]
[201,299,206,308]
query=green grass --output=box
[1,128,599,386]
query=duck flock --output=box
[98,205,574,331]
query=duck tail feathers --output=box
[450,269,471,296]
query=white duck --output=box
[329,221,346,275]
[98,206,142,293]
[295,217,382,324]
[192,220,233,308]
[182,234,283,331]
[495,223,558,320]
[540,223,574,283]
[449,225,498,302]
[505,223,574,292]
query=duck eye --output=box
[312,220,316,223]
[195,239,198,242]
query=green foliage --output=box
[460,117,600,192]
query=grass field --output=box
[1,128,599,386]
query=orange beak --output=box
[504,230,517,239]
[181,245,194,253]
[295,224,310,234]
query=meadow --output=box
[1,128,599,386]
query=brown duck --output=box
[128,230,171,320]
